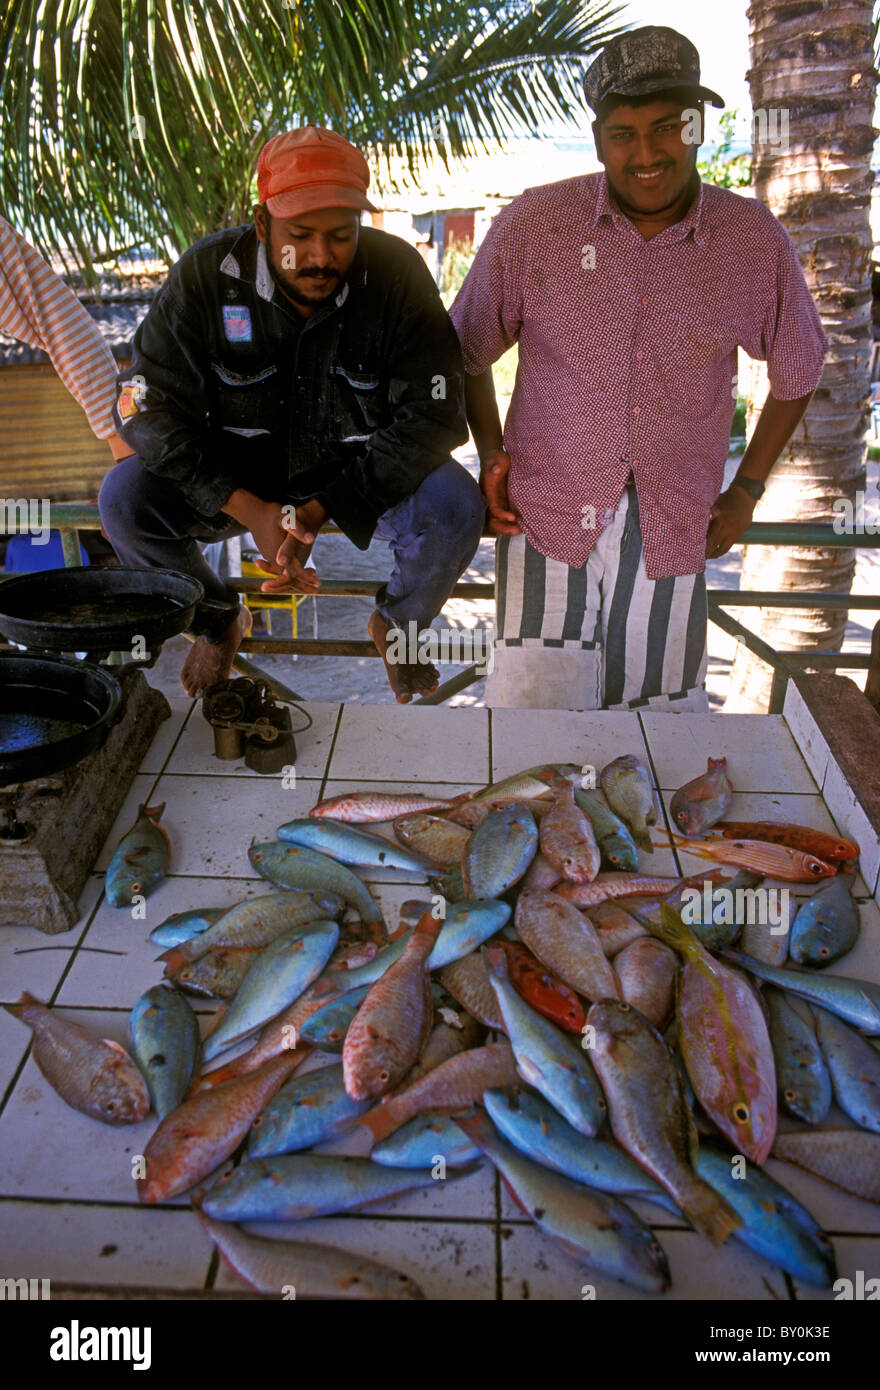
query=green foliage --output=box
[439,236,477,306]
[697,109,751,190]
[1,0,627,278]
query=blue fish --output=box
[483,943,606,1136]
[790,868,860,967]
[202,1154,441,1221]
[148,907,226,949]
[129,984,200,1119]
[248,1063,371,1157]
[483,1087,678,1213]
[765,988,831,1125]
[276,819,430,873]
[462,804,538,899]
[573,789,640,872]
[695,1145,836,1287]
[105,803,170,908]
[298,986,371,1051]
[248,841,385,943]
[371,1115,481,1169]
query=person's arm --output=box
[449,200,525,535]
[464,371,521,536]
[706,390,814,556]
[0,216,121,442]
[708,214,827,559]
[312,250,469,548]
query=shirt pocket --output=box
[653,309,738,416]
[331,363,384,441]
[209,361,280,431]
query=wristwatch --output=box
[731,474,765,502]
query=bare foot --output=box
[180,606,252,698]
[367,609,440,704]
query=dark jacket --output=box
[113,224,468,548]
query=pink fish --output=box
[343,909,442,1101]
[669,757,733,836]
[671,834,835,883]
[5,991,149,1126]
[138,1051,302,1203]
[310,791,470,823]
[556,873,682,908]
[538,777,600,883]
[651,904,777,1164]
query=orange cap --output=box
[256,126,377,219]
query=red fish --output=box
[713,821,859,863]
[499,939,586,1034]
[670,834,835,883]
[669,757,733,836]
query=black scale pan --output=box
[0,567,204,786]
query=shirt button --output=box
[641,297,648,306]
[633,406,641,416]
[636,351,644,361]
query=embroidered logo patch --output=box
[117,384,140,419]
[222,305,253,342]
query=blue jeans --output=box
[98,456,486,641]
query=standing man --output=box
[451,26,828,711]
[100,126,483,700]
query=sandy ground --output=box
[146,450,879,712]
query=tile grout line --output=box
[636,712,686,880]
[317,704,345,803]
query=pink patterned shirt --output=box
[450,173,828,579]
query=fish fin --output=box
[450,792,474,807]
[4,989,40,1019]
[681,1183,741,1247]
[414,908,444,941]
[159,947,187,975]
[482,943,507,977]
[356,1100,402,1146]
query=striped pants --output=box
[487,482,709,712]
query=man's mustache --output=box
[297,267,337,279]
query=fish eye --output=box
[150,1053,166,1067]
[783,1088,796,1102]
[619,1003,631,1012]
[252,1115,263,1128]
[808,861,824,876]
[219,1168,234,1182]
[131,881,141,893]
[732,1102,750,1123]
[818,946,830,958]
[253,851,263,861]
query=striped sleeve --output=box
[0,216,119,438]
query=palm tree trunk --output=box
[724,0,876,713]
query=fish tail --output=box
[482,943,508,978]
[4,989,40,1020]
[640,903,699,960]
[357,1098,404,1145]
[158,947,187,974]
[140,802,166,822]
[414,908,444,941]
[681,1181,741,1247]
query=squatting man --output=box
[101,126,485,701]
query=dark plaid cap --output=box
[583,26,724,112]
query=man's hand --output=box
[480,448,522,536]
[259,498,328,595]
[706,486,756,559]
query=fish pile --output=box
[5,750,877,1298]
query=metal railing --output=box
[2,505,879,709]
